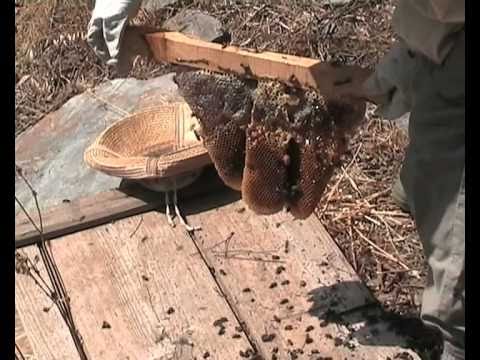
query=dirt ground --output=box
[15,0,442,358]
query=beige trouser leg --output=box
[400,31,465,352]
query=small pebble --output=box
[276,266,286,275]
[272,255,280,260]
[242,287,251,293]
[280,299,289,305]
[219,269,227,276]
[281,280,290,286]
[142,275,149,281]
[305,334,314,344]
[299,280,307,287]
[167,307,175,315]
[218,327,226,336]
[273,315,282,323]
[284,325,293,331]
[203,351,210,359]
[232,333,242,339]
[269,282,278,289]
[306,325,314,332]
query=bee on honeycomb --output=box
[174,70,365,219]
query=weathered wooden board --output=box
[15,212,252,360]
[15,307,35,359]
[16,188,419,360]
[145,31,369,98]
[15,168,223,248]
[186,194,419,360]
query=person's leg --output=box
[401,31,465,359]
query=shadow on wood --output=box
[306,281,437,357]
[16,166,241,248]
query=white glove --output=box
[362,41,419,120]
[86,0,142,67]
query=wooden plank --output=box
[15,212,253,360]
[15,307,35,360]
[186,192,420,359]
[15,167,223,248]
[145,31,369,98]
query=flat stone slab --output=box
[15,74,182,215]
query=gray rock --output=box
[15,74,181,214]
[163,9,227,43]
[141,0,178,12]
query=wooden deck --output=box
[15,182,420,360]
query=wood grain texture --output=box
[186,193,420,360]
[145,31,369,98]
[16,188,419,359]
[15,168,223,248]
[15,307,35,359]
[15,212,252,360]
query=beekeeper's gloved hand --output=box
[361,40,419,120]
[87,0,142,67]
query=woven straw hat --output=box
[84,102,212,180]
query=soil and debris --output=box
[15,0,439,357]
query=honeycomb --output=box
[174,70,365,219]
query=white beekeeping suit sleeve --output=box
[86,0,142,66]
[393,0,464,65]
[363,0,465,120]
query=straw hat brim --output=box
[84,103,212,180]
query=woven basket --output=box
[84,103,212,180]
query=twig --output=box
[236,4,267,31]
[224,231,235,258]
[320,144,362,215]
[15,343,26,360]
[371,210,411,218]
[129,215,143,238]
[15,165,90,360]
[85,89,130,117]
[353,227,409,270]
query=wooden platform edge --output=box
[15,168,225,248]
